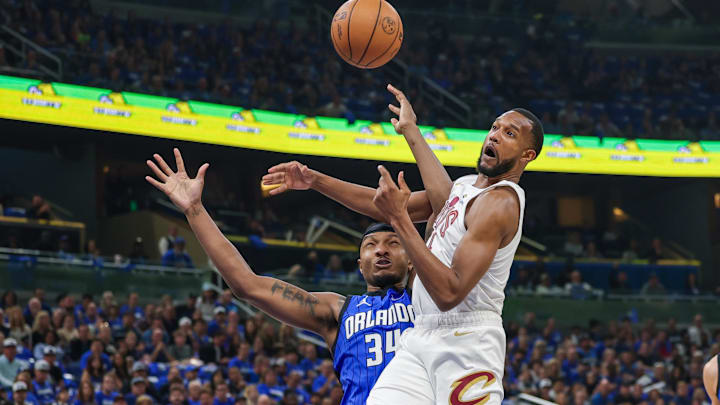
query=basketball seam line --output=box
[356,0,383,66]
[347,0,360,61]
[364,17,401,67]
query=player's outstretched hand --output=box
[145,148,209,214]
[372,165,411,222]
[262,161,316,196]
[387,84,417,135]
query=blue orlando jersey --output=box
[332,288,414,405]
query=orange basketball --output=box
[330,0,403,69]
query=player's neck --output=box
[474,171,521,188]
[366,282,404,293]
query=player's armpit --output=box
[440,188,520,310]
[242,276,343,339]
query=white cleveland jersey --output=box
[413,174,525,316]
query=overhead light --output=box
[613,207,625,217]
[715,193,720,209]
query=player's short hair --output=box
[511,108,544,158]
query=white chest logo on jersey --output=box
[356,296,372,307]
[428,195,461,249]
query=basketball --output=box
[330,0,404,69]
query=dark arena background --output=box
[1,1,720,405]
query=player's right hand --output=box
[145,148,209,214]
[387,84,417,135]
[262,161,316,196]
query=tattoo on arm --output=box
[271,281,319,317]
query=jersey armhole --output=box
[330,296,352,357]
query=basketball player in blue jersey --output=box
[704,355,720,405]
[144,148,415,405]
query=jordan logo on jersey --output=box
[428,196,461,249]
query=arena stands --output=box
[2,0,720,138]
[0,287,717,405]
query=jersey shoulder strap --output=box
[330,296,352,355]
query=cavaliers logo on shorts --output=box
[449,371,496,405]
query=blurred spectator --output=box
[7,307,31,345]
[687,314,709,347]
[621,239,640,262]
[595,113,622,140]
[318,94,347,118]
[685,273,700,295]
[11,381,29,405]
[161,238,193,268]
[158,227,178,257]
[2,291,19,310]
[128,237,148,265]
[0,338,21,389]
[535,273,562,296]
[32,359,55,405]
[640,273,666,295]
[584,241,603,260]
[168,330,192,362]
[175,294,198,321]
[647,237,668,263]
[564,270,593,300]
[563,232,584,257]
[197,286,218,322]
[27,195,51,220]
[609,270,631,294]
[120,293,143,319]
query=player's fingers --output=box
[145,176,165,191]
[261,172,283,185]
[174,148,186,174]
[388,84,406,103]
[377,165,392,184]
[196,163,210,181]
[153,153,175,176]
[378,165,398,189]
[269,184,288,196]
[388,104,401,115]
[267,161,296,173]
[147,160,168,180]
[398,171,409,191]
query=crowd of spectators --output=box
[0,287,717,405]
[2,0,720,140]
[0,287,344,405]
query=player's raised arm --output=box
[145,149,342,340]
[261,161,432,223]
[387,84,452,215]
[373,165,518,311]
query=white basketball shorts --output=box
[366,311,506,405]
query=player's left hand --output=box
[372,165,411,223]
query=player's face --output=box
[358,232,410,288]
[478,111,534,177]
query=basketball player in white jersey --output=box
[263,84,543,404]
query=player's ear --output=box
[521,148,537,163]
[357,258,365,278]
